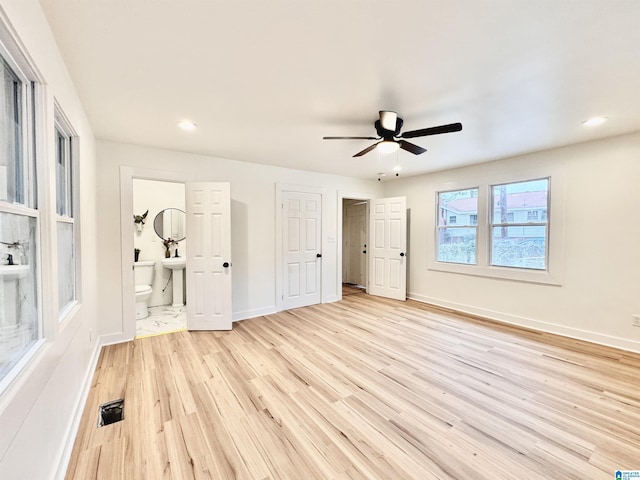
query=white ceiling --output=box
[38,0,640,180]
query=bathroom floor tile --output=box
[136,305,186,338]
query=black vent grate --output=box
[97,399,124,427]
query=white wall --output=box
[384,131,640,352]
[0,1,99,479]
[133,178,186,307]
[97,140,383,340]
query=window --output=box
[491,178,549,270]
[55,107,78,319]
[437,188,478,265]
[431,174,562,285]
[0,48,40,387]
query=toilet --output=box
[134,260,155,320]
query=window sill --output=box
[428,260,563,286]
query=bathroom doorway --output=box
[132,178,187,338]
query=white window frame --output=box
[54,102,80,322]
[429,170,565,285]
[0,34,44,394]
[0,44,36,207]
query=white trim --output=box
[0,339,46,399]
[232,305,277,322]
[53,340,102,480]
[0,6,44,84]
[408,292,640,354]
[0,22,47,394]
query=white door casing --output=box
[186,182,232,330]
[283,191,322,309]
[369,196,407,301]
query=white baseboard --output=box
[233,305,278,322]
[324,294,340,304]
[54,340,103,480]
[408,292,640,354]
[100,331,134,346]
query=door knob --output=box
[223,262,230,268]
[400,252,405,257]
[316,253,322,258]
[362,250,367,254]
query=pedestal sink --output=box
[0,265,30,330]
[0,264,29,281]
[161,257,186,307]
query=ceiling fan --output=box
[323,111,462,157]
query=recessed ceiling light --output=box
[582,116,608,127]
[177,120,198,131]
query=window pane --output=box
[437,188,478,265]
[0,58,23,204]
[492,179,548,224]
[491,226,546,269]
[437,227,477,264]
[55,130,68,215]
[0,212,39,382]
[57,221,75,313]
[438,188,478,226]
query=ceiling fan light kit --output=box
[323,110,462,159]
[377,140,400,154]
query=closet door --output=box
[282,191,322,309]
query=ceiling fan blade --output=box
[379,111,397,131]
[400,122,463,139]
[353,142,381,157]
[399,140,427,155]
[323,136,379,140]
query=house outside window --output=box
[491,178,549,270]
[436,188,478,265]
[0,49,40,389]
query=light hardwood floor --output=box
[66,294,640,479]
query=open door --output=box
[369,196,407,301]
[186,182,232,330]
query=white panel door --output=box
[186,182,232,330]
[369,196,407,301]
[283,191,322,309]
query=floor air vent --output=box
[97,399,124,427]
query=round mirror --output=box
[153,208,186,242]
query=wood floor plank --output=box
[66,295,640,479]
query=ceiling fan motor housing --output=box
[375,118,403,139]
